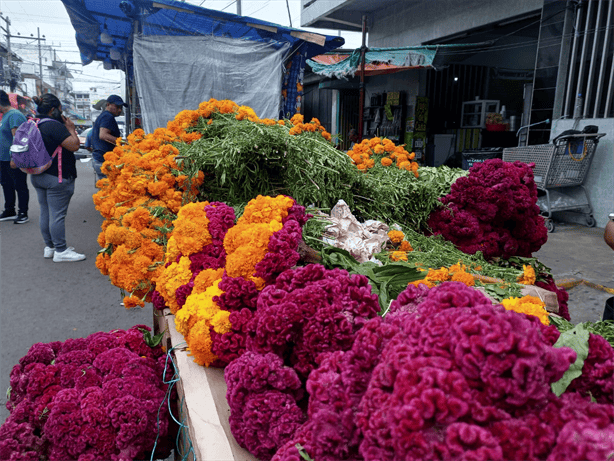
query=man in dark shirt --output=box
[91,94,127,181]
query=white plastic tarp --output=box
[133,35,289,133]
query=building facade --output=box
[301,0,614,228]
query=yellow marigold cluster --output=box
[347,137,419,177]
[409,262,476,288]
[155,256,193,314]
[516,265,537,285]
[223,195,293,290]
[501,295,550,325]
[288,113,332,141]
[166,202,212,258]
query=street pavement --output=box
[0,158,152,424]
[0,161,612,426]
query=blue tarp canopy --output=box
[60,0,345,67]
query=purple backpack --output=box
[10,118,63,182]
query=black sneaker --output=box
[14,213,29,224]
[0,210,16,221]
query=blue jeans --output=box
[92,159,106,181]
[30,174,75,252]
[0,160,29,214]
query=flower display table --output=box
[153,309,255,461]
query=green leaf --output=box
[139,328,166,348]
[295,444,315,461]
[320,246,360,272]
[551,324,590,396]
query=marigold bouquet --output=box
[0,326,173,461]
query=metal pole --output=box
[4,16,11,70]
[593,0,614,117]
[38,27,44,95]
[237,0,241,16]
[564,1,583,117]
[552,0,574,120]
[358,15,367,141]
[583,0,603,117]
[285,0,292,27]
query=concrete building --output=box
[301,0,613,228]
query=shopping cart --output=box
[502,132,606,232]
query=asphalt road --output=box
[0,157,152,424]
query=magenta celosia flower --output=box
[247,264,380,380]
[427,159,547,260]
[0,325,172,461]
[274,282,611,461]
[151,289,167,310]
[226,351,305,459]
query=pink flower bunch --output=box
[427,159,548,260]
[0,326,172,461]
[225,352,306,460]
[225,264,380,459]
[247,264,380,380]
[272,282,613,461]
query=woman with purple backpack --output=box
[30,94,86,262]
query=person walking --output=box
[30,93,86,262]
[91,94,127,181]
[0,90,29,223]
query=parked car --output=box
[78,127,93,150]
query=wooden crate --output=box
[153,309,255,461]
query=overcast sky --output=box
[0,0,362,94]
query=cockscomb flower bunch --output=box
[347,137,419,177]
[427,158,547,260]
[225,352,306,461]
[274,282,614,461]
[226,263,381,459]
[0,326,173,461]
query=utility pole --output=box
[4,20,46,96]
[1,14,11,69]
[38,27,43,95]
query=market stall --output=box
[60,0,344,133]
[2,98,613,461]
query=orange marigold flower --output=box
[426,267,450,282]
[381,157,393,167]
[399,240,413,252]
[408,279,435,289]
[123,294,145,309]
[388,230,405,244]
[517,265,536,285]
[451,271,475,287]
[390,251,408,262]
